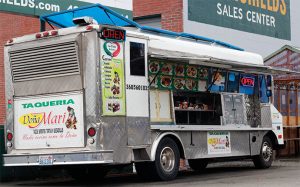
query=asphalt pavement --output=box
[1,158,300,187]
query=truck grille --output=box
[9,41,80,82]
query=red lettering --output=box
[119,31,124,40]
[241,77,254,87]
[102,29,125,40]
[115,31,119,39]
[103,30,109,38]
[42,112,51,125]
[109,30,114,38]
[42,112,67,125]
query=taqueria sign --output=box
[14,93,84,149]
[188,0,291,40]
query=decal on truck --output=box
[207,131,231,154]
[14,93,84,149]
[100,37,126,116]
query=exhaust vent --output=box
[10,41,80,82]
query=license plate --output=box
[39,155,53,166]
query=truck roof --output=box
[40,3,243,51]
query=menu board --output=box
[148,60,208,92]
[100,40,126,116]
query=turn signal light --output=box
[88,127,96,137]
[278,134,283,139]
[7,132,13,141]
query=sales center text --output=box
[217,0,288,28]
[0,0,60,12]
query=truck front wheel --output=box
[253,136,273,169]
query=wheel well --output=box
[265,131,279,150]
[164,135,185,159]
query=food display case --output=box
[149,59,222,125]
[173,92,221,125]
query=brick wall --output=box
[133,0,183,32]
[0,12,45,125]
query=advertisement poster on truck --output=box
[207,131,231,154]
[100,39,126,116]
[14,93,84,149]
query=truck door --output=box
[125,37,150,146]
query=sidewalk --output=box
[274,157,300,167]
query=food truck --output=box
[3,4,287,181]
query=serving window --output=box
[173,92,222,125]
[148,59,272,126]
[148,59,221,125]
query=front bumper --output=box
[3,150,114,166]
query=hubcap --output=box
[262,142,272,161]
[160,147,175,172]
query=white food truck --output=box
[3,4,287,181]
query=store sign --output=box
[14,93,84,150]
[207,131,231,154]
[100,28,126,41]
[240,74,255,95]
[0,0,132,19]
[188,0,291,40]
[100,39,126,116]
[240,76,255,87]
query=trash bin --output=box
[0,125,14,181]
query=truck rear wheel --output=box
[188,159,208,171]
[253,136,273,169]
[136,137,180,181]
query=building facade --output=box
[134,0,300,57]
[265,45,300,156]
[0,0,132,126]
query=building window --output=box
[130,42,145,76]
[134,14,162,29]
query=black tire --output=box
[188,159,208,171]
[68,166,108,181]
[253,136,273,169]
[136,137,180,181]
[135,162,156,180]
